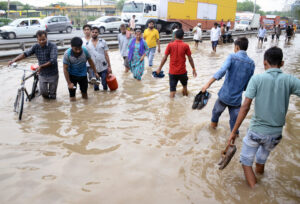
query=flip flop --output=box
[90,77,101,85]
[218,145,237,170]
[197,91,211,110]
[152,71,165,78]
[192,91,203,109]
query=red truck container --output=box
[260,15,280,30]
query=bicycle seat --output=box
[30,65,39,71]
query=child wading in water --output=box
[156,29,197,98]
[228,47,300,188]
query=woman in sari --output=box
[128,29,149,80]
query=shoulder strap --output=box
[82,47,89,57]
[67,48,72,61]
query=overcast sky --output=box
[0,0,294,11]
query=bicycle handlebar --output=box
[10,63,37,73]
[10,63,38,81]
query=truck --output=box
[260,15,280,30]
[121,0,237,32]
[234,12,260,31]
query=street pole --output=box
[82,0,84,10]
[7,0,10,18]
[254,0,256,13]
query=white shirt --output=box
[86,38,109,72]
[227,21,231,27]
[130,18,136,29]
[118,33,130,57]
[210,27,221,42]
[193,27,202,40]
[82,37,91,67]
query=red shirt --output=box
[165,40,192,75]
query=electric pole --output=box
[7,0,10,18]
[254,0,256,13]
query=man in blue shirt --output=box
[202,37,255,134]
[63,37,99,101]
[228,47,300,188]
[258,25,267,47]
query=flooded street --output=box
[0,35,299,204]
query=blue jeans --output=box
[212,41,218,49]
[240,130,282,166]
[148,47,156,66]
[211,98,240,133]
[94,69,108,91]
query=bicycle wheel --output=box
[16,90,24,120]
[29,75,39,100]
[14,89,21,112]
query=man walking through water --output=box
[118,24,131,72]
[63,37,99,101]
[202,37,255,134]
[156,29,197,98]
[228,47,300,188]
[210,23,221,52]
[86,27,112,91]
[143,20,160,67]
[226,20,231,32]
[81,24,94,81]
[9,30,59,99]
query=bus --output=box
[6,10,45,19]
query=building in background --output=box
[89,0,117,6]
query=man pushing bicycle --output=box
[8,30,59,99]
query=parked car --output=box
[0,18,46,39]
[87,16,123,34]
[43,16,73,33]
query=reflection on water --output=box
[0,36,299,203]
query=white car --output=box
[0,18,46,39]
[235,20,251,31]
[87,16,123,34]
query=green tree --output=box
[0,2,8,10]
[23,4,31,17]
[237,0,261,13]
[116,0,125,11]
[49,2,69,7]
[23,4,31,10]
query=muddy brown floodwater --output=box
[0,35,299,204]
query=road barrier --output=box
[0,31,259,61]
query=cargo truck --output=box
[260,15,280,30]
[121,0,237,32]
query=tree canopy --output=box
[237,0,265,15]
[49,2,70,7]
[116,0,125,11]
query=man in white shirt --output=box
[210,23,221,52]
[82,24,94,81]
[86,27,112,91]
[226,20,231,32]
[118,24,131,72]
[129,15,136,30]
[193,23,202,49]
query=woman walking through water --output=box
[128,30,149,80]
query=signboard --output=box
[197,3,217,20]
[263,19,275,25]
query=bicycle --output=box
[11,63,39,120]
